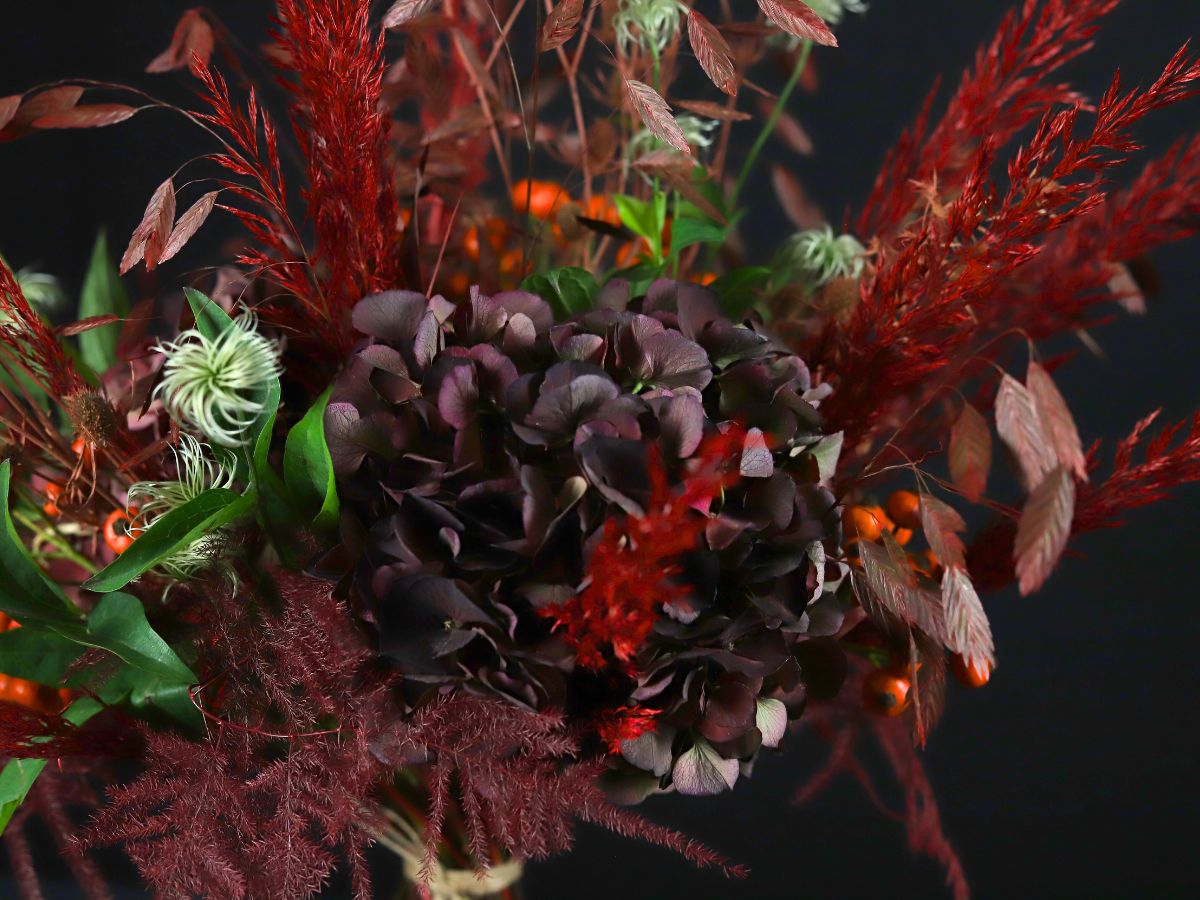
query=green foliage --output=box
[77,232,131,375]
[614,193,668,262]
[707,267,772,318]
[283,387,340,532]
[82,488,254,593]
[0,461,83,627]
[521,267,598,318]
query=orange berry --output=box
[843,505,886,542]
[43,482,63,518]
[893,527,913,547]
[585,195,621,227]
[697,272,719,286]
[103,508,137,555]
[511,179,570,219]
[6,678,37,707]
[863,667,911,717]
[886,490,922,530]
[72,436,93,465]
[951,654,991,688]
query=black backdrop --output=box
[2,2,1199,898]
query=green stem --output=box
[732,41,813,207]
[12,509,97,574]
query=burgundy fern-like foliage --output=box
[376,693,745,882]
[5,765,113,900]
[79,573,397,900]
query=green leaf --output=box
[96,668,199,731]
[77,232,131,374]
[613,193,667,260]
[82,488,254,593]
[182,285,234,341]
[520,267,598,319]
[57,592,195,683]
[0,461,82,627]
[668,217,727,252]
[283,387,339,531]
[708,266,771,318]
[0,697,102,834]
[0,625,82,684]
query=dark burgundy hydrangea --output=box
[321,279,847,799]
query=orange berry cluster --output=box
[0,612,72,714]
[843,490,939,578]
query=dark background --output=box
[2,1,1199,898]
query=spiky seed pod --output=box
[127,434,236,580]
[154,311,281,447]
[63,389,122,448]
[324,281,847,798]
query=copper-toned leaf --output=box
[756,98,814,155]
[1027,362,1088,482]
[1107,261,1146,314]
[757,0,838,48]
[625,79,691,156]
[159,191,219,266]
[56,314,121,337]
[32,104,138,130]
[919,494,967,571]
[910,629,947,746]
[771,165,823,228]
[383,0,437,29]
[121,179,176,274]
[541,0,584,52]
[995,374,1055,491]
[675,99,751,122]
[949,402,991,502]
[0,95,20,131]
[688,11,737,96]
[940,567,994,672]
[856,540,944,640]
[1014,465,1076,596]
[146,9,214,73]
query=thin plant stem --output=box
[732,41,812,207]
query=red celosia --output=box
[541,429,746,672]
[595,705,660,755]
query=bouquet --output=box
[0,1,1197,897]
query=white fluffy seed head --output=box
[127,434,237,581]
[155,311,281,447]
[613,0,687,53]
[777,226,866,290]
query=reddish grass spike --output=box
[274,0,403,340]
[0,259,84,396]
[1074,411,1200,533]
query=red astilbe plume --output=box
[273,0,403,337]
[377,693,744,883]
[540,428,746,671]
[79,573,397,900]
[0,260,83,397]
[795,663,968,900]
